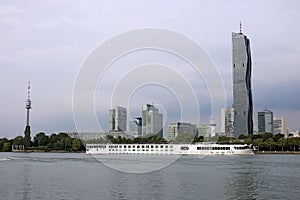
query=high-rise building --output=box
[109,106,127,132]
[273,117,288,137]
[167,122,197,141]
[257,109,273,133]
[142,104,163,138]
[220,107,235,137]
[232,24,253,138]
[129,117,142,137]
[197,124,209,137]
[209,118,217,137]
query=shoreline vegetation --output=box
[0,132,299,154]
[0,132,85,153]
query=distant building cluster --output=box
[221,107,289,138]
[108,104,216,141]
[109,104,164,138]
[66,24,297,140]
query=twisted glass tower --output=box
[232,29,253,138]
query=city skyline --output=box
[0,1,300,138]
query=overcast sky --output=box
[0,0,299,139]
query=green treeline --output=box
[0,132,85,152]
[106,134,167,144]
[216,133,300,151]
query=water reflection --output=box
[225,156,266,200]
[107,169,166,200]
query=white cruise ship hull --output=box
[86,143,254,155]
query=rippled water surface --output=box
[0,153,299,200]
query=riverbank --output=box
[255,151,300,154]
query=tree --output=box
[24,126,31,148]
[13,136,24,145]
[72,138,81,151]
[0,138,11,152]
[253,138,263,151]
[287,138,298,151]
[260,132,273,141]
[239,134,246,139]
[33,132,49,147]
[59,137,72,151]
[174,132,195,143]
[265,138,276,151]
[278,138,287,151]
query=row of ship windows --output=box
[180,146,231,151]
[109,149,173,152]
[108,145,173,149]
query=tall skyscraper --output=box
[232,23,253,138]
[257,109,273,133]
[109,106,127,132]
[142,104,163,138]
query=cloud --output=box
[0,6,23,17]
[34,19,60,30]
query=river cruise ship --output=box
[86,143,254,155]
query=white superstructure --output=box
[86,143,254,155]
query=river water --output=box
[0,153,299,200]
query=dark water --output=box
[0,153,299,200]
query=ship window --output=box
[160,145,164,148]
[165,145,168,148]
[155,145,158,148]
[119,145,122,148]
[243,63,244,67]
[244,111,246,115]
[137,145,140,148]
[124,145,126,148]
[142,145,145,148]
[128,145,131,148]
[181,146,189,150]
[197,147,201,150]
[151,145,154,148]
[146,145,149,148]
[233,64,235,68]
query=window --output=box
[181,146,189,150]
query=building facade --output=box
[221,107,235,137]
[109,106,127,133]
[129,117,142,137]
[232,30,253,138]
[257,109,273,133]
[142,104,163,137]
[167,122,197,141]
[273,117,288,137]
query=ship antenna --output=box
[240,21,242,33]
